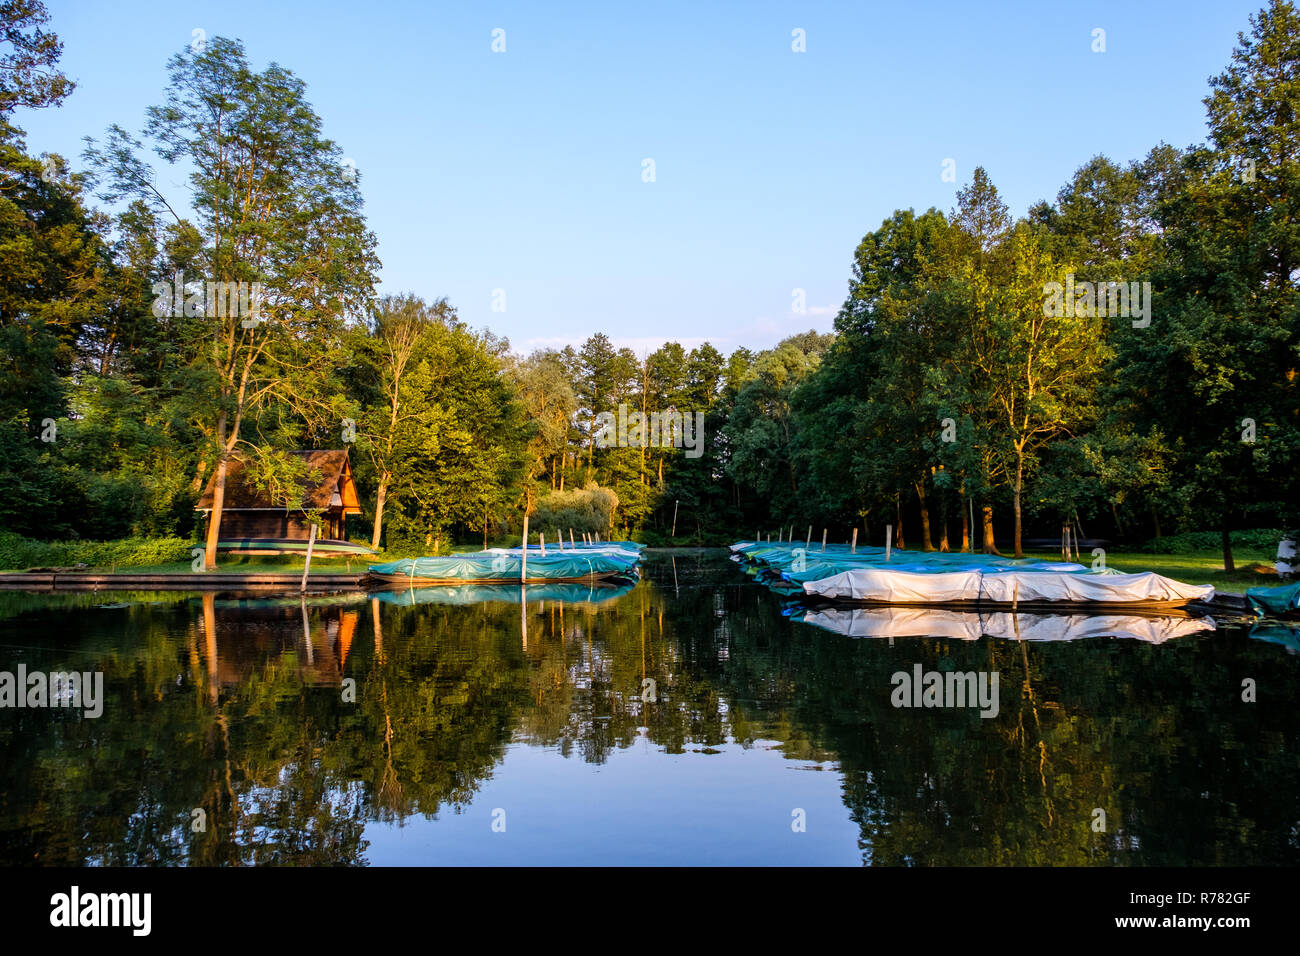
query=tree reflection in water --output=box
[0,551,1296,865]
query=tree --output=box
[0,0,74,115]
[347,294,453,548]
[87,37,379,567]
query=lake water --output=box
[1,550,1297,866]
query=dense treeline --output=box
[2,2,1298,564]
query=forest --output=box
[2,1,1298,568]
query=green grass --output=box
[108,555,368,574]
[1020,548,1282,593]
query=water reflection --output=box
[0,551,1297,866]
[791,605,1217,643]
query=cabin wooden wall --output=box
[210,511,347,541]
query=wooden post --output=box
[512,515,522,582]
[885,524,892,562]
[851,527,858,554]
[822,529,827,551]
[301,595,313,664]
[570,528,576,549]
[300,522,317,593]
[540,531,546,556]
[806,526,812,548]
[672,499,679,538]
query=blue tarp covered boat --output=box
[1246,580,1300,617]
[367,542,643,585]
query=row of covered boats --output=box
[730,540,1216,609]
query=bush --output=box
[1136,528,1283,555]
[0,531,196,570]
[532,484,619,536]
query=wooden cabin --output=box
[196,449,363,543]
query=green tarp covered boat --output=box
[1246,580,1300,617]
[367,542,643,586]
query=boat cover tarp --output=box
[791,606,1214,643]
[730,541,1094,585]
[801,567,1214,605]
[369,548,639,581]
[1246,580,1300,617]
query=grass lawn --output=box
[1021,549,1282,594]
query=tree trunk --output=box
[202,413,229,571]
[203,454,228,571]
[960,492,970,552]
[938,494,950,552]
[982,503,1000,555]
[894,494,906,550]
[370,479,388,550]
[1013,453,1024,558]
[1150,501,1161,540]
[1222,520,1235,574]
[915,480,935,551]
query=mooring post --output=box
[521,513,529,582]
[822,529,827,551]
[672,499,679,538]
[540,531,546,556]
[300,522,318,593]
[851,527,858,554]
[806,526,812,549]
[886,524,892,562]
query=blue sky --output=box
[22,0,1267,355]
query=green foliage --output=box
[0,531,194,570]
[1131,528,1284,555]
[530,483,619,536]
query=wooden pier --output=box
[0,572,365,592]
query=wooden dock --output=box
[0,572,365,592]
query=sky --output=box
[19,0,1270,356]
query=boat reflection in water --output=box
[370,581,636,608]
[789,604,1216,643]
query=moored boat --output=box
[366,543,643,586]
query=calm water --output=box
[1,550,1297,866]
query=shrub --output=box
[0,531,196,570]
[1136,528,1283,555]
[532,484,619,536]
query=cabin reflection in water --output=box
[199,593,362,689]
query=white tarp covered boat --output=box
[802,567,1214,608]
